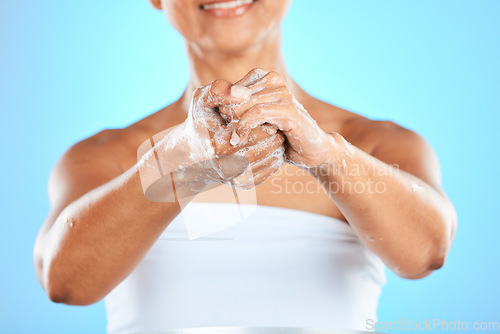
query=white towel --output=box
[105,203,386,334]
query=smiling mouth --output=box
[199,0,257,10]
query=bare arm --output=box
[34,75,287,305]
[233,71,457,279]
[33,135,183,305]
[314,125,457,279]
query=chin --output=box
[206,34,261,54]
[198,20,277,55]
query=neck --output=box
[178,28,304,111]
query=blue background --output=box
[1,0,499,333]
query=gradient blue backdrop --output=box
[1,0,499,333]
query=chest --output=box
[194,163,345,221]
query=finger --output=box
[234,103,295,143]
[246,71,286,93]
[261,124,278,136]
[285,145,308,167]
[234,158,282,189]
[236,132,285,164]
[249,145,285,174]
[227,86,290,119]
[252,159,283,186]
[238,124,285,148]
[217,124,282,154]
[219,71,287,119]
[196,79,252,110]
[235,68,269,87]
[230,140,283,189]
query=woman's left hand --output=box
[231,71,336,168]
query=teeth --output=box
[201,0,254,10]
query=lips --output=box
[199,0,257,18]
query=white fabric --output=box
[104,203,386,334]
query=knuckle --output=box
[239,68,269,87]
[211,79,225,86]
[193,87,205,100]
[261,124,277,136]
[277,86,292,97]
[275,133,286,145]
[266,71,285,85]
[283,119,294,129]
[249,68,269,77]
[209,79,228,97]
[208,80,220,96]
[251,105,264,116]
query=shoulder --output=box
[344,117,428,153]
[59,126,147,169]
[56,104,177,175]
[48,126,149,207]
[311,101,442,189]
[348,118,442,189]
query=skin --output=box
[34,0,457,306]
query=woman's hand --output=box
[143,75,286,200]
[231,70,336,168]
[189,76,286,189]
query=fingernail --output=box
[262,124,277,135]
[230,85,251,100]
[236,129,249,143]
[230,130,240,146]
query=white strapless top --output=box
[104,203,386,334]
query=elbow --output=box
[34,234,103,306]
[43,266,103,306]
[420,203,457,275]
[394,212,456,280]
[46,284,71,305]
[419,239,449,277]
[44,277,101,306]
[46,285,99,306]
[397,254,446,280]
[36,261,73,304]
[34,240,73,304]
[37,258,101,306]
[392,252,446,280]
[394,258,444,280]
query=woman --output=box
[34,0,457,333]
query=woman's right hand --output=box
[184,72,287,189]
[140,71,286,201]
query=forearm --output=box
[34,157,183,305]
[313,134,457,278]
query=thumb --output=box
[203,80,251,109]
